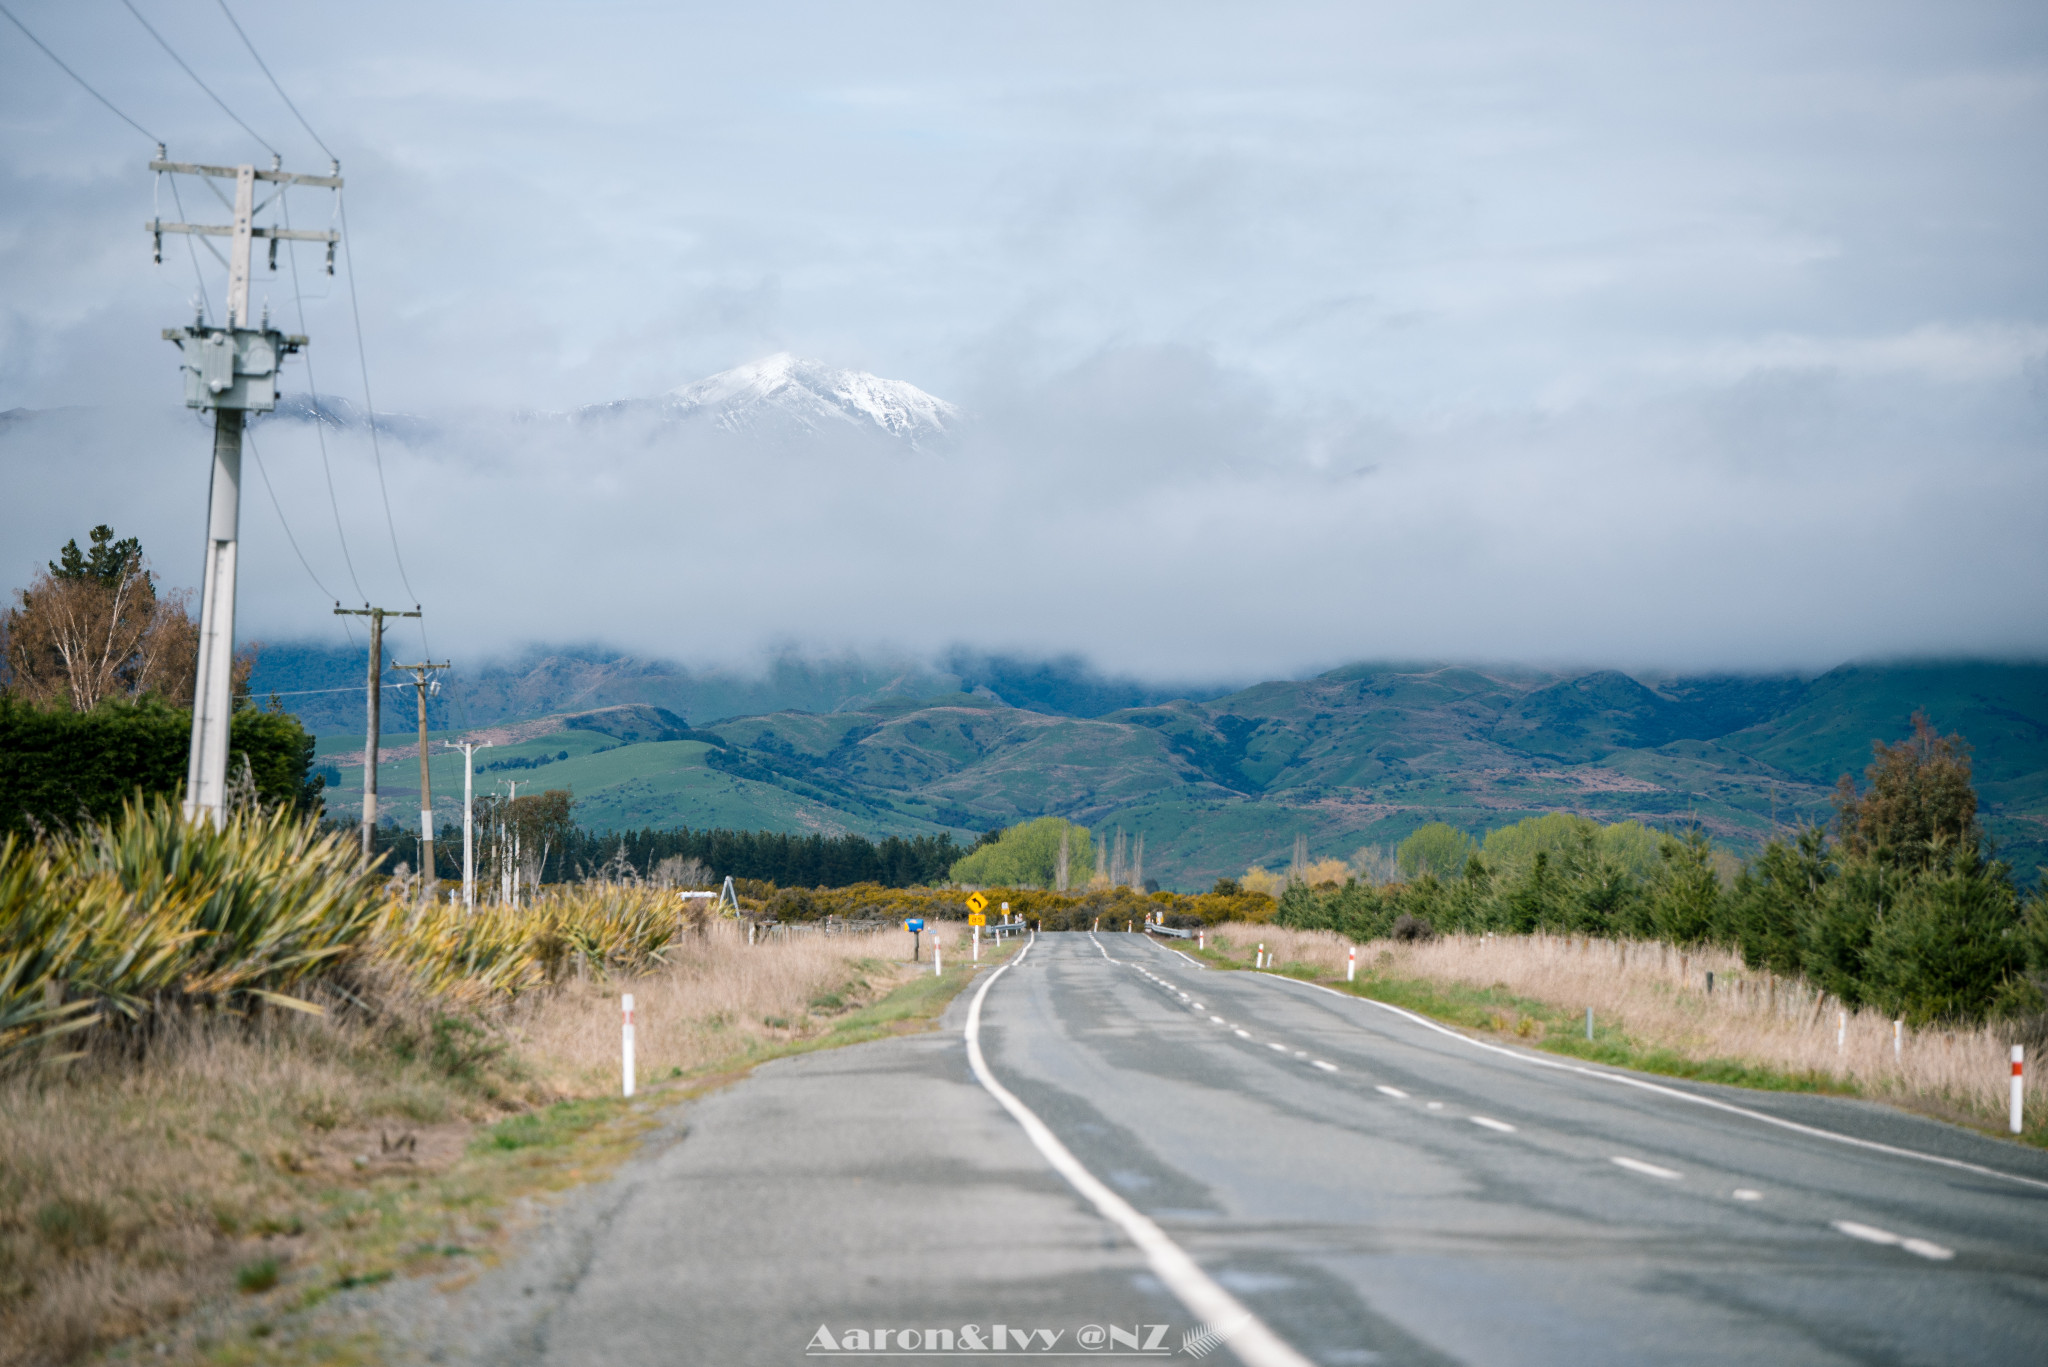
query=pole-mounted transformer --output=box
[152,150,340,826]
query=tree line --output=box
[369,805,966,892]
[1277,714,2048,1027]
[1,525,323,833]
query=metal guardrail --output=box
[1145,923,1196,939]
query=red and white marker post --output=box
[622,993,636,1098]
[2013,1045,2026,1135]
[1347,944,1356,983]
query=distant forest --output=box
[376,819,966,890]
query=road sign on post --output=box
[968,914,987,926]
[965,892,989,916]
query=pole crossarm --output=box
[151,158,342,189]
[148,219,339,243]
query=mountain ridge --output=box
[281,654,2048,887]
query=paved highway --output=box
[403,932,2048,1366]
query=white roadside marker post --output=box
[1586,1006,1594,1041]
[1197,929,1205,951]
[2013,1046,2026,1135]
[1347,944,1356,982]
[1258,943,1266,969]
[1837,1011,1847,1054]
[621,993,636,1098]
[1895,1019,1903,1062]
[936,942,942,977]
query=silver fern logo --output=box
[1181,1314,1253,1358]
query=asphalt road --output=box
[402,932,2048,1367]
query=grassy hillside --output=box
[309,660,2048,889]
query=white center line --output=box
[965,940,1315,1367]
[1312,1060,1339,1072]
[1470,1116,1517,1133]
[1211,1016,1227,1025]
[1731,1189,1762,1201]
[1375,1085,1408,1098]
[1833,1220,1900,1246]
[1234,1029,1253,1039]
[1902,1238,1956,1261]
[1832,1220,1952,1259]
[1425,1101,1444,1111]
[1612,1156,1683,1181]
[1267,1042,1289,1052]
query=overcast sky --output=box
[2,0,2044,681]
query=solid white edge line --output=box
[965,940,1316,1367]
[1470,1116,1517,1133]
[1612,1156,1682,1180]
[1261,974,2048,1193]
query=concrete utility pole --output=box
[392,659,449,897]
[443,739,492,909]
[334,604,419,858]
[155,150,337,825]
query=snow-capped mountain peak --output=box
[664,353,958,444]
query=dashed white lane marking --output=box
[965,943,1314,1367]
[1267,1042,1289,1052]
[1903,1238,1956,1261]
[1375,1085,1409,1098]
[1312,1061,1339,1072]
[1834,1221,1899,1246]
[1425,1102,1445,1111]
[1470,1116,1518,1133]
[1263,975,2048,1194]
[1191,1003,1204,1010]
[1234,1029,1254,1039]
[1211,1016,1227,1025]
[1293,1050,1308,1058]
[1612,1156,1683,1181]
[1732,1189,1762,1201]
[1831,1222,1954,1261]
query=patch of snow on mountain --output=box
[664,353,958,443]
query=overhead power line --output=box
[0,1,159,142]
[246,424,336,601]
[213,0,332,160]
[116,0,276,155]
[337,187,421,611]
[205,1,424,640]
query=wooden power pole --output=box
[392,659,450,897]
[154,150,337,824]
[334,604,419,858]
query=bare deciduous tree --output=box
[2,525,211,711]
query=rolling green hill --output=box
[312,662,2048,889]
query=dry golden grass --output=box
[1208,923,2041,1133]
[0,915,937,1367]
[507,919,922,1093]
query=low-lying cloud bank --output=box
[3,340,2044,681]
